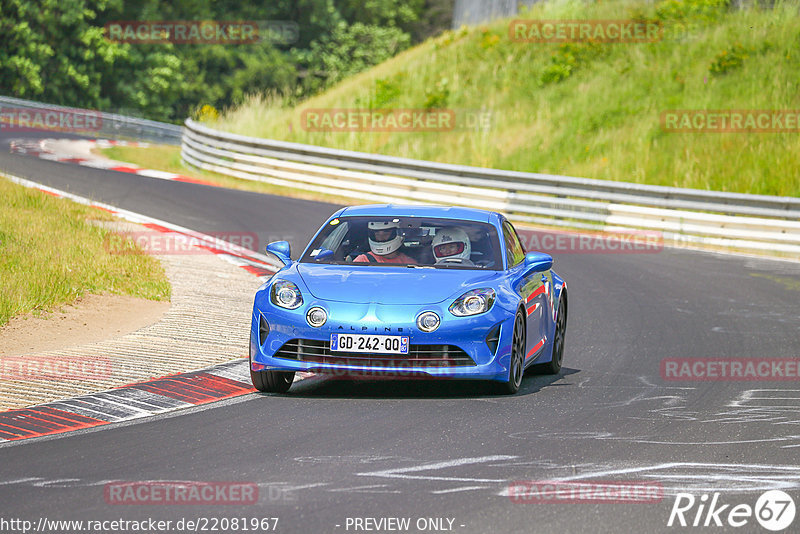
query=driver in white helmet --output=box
[432,227,473,265]
[353,221,416,264]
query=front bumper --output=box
[249,291,516,382]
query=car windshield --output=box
[299,216,503,270]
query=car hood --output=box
[296,264,501,305]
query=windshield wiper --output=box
[406,264,434,269]
[434,264,484,269]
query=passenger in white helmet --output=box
[432,227,474,265]
[353,221,416,264]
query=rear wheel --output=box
[250,360,294,393]
[496,309,525,395]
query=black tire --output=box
[251,365,295,393]
[535,292,567,375]
[496,309,526,395]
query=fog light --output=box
[417,311,440,333]
[306,307,327,327]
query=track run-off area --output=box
[1,131,799,533]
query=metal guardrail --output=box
[0,95,182,144]
[182,118,800,255]
[452,0,541,28]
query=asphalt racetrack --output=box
[1,132,799,533]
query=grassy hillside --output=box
[210,0,800,197]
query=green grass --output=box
[101,145,185,175]
[0,177,171,326]
[209,0,800,197]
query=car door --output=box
[502,220,551,363]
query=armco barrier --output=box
[0,95,182,144]
[181,118,800,256]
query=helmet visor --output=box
[369,228,398,242]
[434,241,465,257]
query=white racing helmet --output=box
[368,220,404,256]
[432,227,471,262]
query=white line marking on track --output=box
[31,478,82,488]
[554,462,800,481]
[496,462,800,496]
[328,484,401,493]
[0,477,42,486]
[430,486,489,494]
[357,455,517,483]
[135,169,180,179]
[275,482,329,492]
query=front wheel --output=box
[496,309,525,395]
[251,363,294,393]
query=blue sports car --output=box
[249,205,567,394]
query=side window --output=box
[502,221,525,267]
[320,221,349,251]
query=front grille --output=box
[274,339,476,367]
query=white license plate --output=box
[330,333,409,354]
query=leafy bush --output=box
[480,29,501,49]
[193,104,220,122]
[540,43,602,86]
[373,72,407,108]
[655,0,732,22]
[709,43,749,75]
[0,0,444,123]
[301,23,411,95]
[423,78,450,109]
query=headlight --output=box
[416,311,441,332]
[306,307,327,327]
[449,288,496,317]
[270,280,303,309]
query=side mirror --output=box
[523,251,553,273]
[266,241,292,267]
[314,248,334,262]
